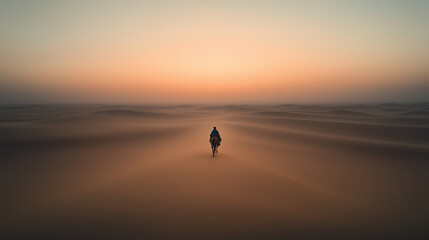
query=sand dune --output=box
[0,104,428,239]
[398,110,429,117]
[321,109,376,117]
[84,109,182,118]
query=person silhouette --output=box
[210,126,222,147]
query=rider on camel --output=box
[210,126,222,147]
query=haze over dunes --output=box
[1,1,429,239]
[1,104,428,239]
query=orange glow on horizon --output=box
[1,1,428,103]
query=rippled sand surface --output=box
[1,104,428,239]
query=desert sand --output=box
[0,104,428,239]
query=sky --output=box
[0,0,428,104]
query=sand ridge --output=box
[0,104,428,239]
